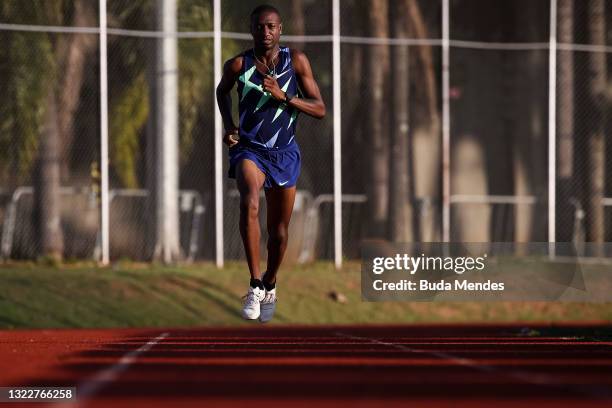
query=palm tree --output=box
[0,0,91,259]
[56,0,97,179]
[0,4,52,189]
[39,0,99,260]
[36,88,64,259]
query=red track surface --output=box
[0,324,611,407]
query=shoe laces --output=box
[262,292,277,304]
[242,289,262,307]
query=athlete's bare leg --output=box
[263,186,296,285]
[236,159,266,280]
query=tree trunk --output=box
[33,0,98,260]
[290,0,305,50]
[56,0,97,180]
[558,0,574,180]
[587,0,605,247]
[365,0,390,238]
[405,0,438,241]
[556,0,575,242]
[36,89,64,260]
[498,1,517,242]
[406,0,438,126]
[388,0,412,242]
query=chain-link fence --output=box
[0,0,611,264]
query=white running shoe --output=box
[242,286,265,320]
[259,288,277,323]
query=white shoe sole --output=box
[258,314,273,323]
[242,310,260,320]
[259,304,276,322]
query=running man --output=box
[216,4,326,321]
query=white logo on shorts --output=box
[278,180,289,186]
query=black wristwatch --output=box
[284,91,295,103]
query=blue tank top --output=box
[236,47,300,150]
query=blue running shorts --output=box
[228,141,301,189]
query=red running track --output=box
[0,324,611,407]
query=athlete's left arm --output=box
[263,50,326,119]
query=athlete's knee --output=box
[240,192,260,219]
[268,224,289,246]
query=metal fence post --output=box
[214,0,224,267]
[332,0,342,269]
[548,0,558,246]
[99,0,110,265]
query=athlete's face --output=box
[251,11,282,50]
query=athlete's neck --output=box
[253,45,280,65]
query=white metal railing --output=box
[298,194,366,264]
[0,188,204,262]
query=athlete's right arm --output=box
[216,55,243,147]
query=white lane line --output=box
[335,332,496,373]
[51,332,169,407]
[333,332,612,398]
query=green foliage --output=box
[0,3,59,185]
[0,33,53,184]
[106,0,150,188]
[176,0,243,167]
[110,74,149,188]
[105,0,227,185]
[177,0,214,166]
[107,0,153,29]
[0,0,245,187]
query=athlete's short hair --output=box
[250,4,282,23]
